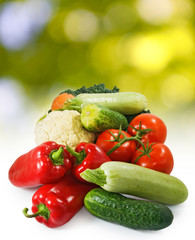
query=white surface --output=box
[1,112,195,240]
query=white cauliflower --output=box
[35,110,96,149]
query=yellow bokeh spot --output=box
[90,38,122,72]
[137,0,173,25]
[64,9,99,42]
[161,75,194,109]
[122,34,172,72]
[118,26,194,73]
[166,27,194,58]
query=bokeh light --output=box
[0,0,194,118]
[137,0,173,25]
[119,34,172,72]
[0,0,52,50]
[64,9,99,42]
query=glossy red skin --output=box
[9,141,73,187]
[131,143,174,174]
[127,114,167,144]
[96,129,136,162]
[71,142,111,182]
[31,173,94,228]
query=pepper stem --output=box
[66,145,86,164]
[23,204,50,220]
[49,147,64,165]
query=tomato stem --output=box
[134,152,145,164]
[105,124,152,157]
[134,142,155,163]
[106,136,147,156]
[107,125,124,142]
[128,122,153,139]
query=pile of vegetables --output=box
[8,84,188,231]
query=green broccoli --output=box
[60,84,119,96]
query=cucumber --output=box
[63,92,148,114]
[80,104,128,133]
[84,188,173,231]
[81,161,188,205]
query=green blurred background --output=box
[0,0,195,128]
[1,2,194,236]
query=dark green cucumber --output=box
[84,188,174,231]
[81,104,128,133]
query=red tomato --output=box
[131,143,174,174]
[127,113,167,144]
[96,129,136,162]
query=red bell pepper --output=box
[66,142,111,182]
[23,173,94,228]
[9,141,74,187]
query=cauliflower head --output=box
[35,110,96,149]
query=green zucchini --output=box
[84,188,173,231]
[81,161,188,205]
[63,92,148,115]
[80,104,128,133]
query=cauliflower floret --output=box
[35,110,96,149]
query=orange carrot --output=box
[51,93,74,110]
